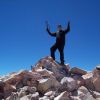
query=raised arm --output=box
[64,21,70,34]
[46,28,56,37]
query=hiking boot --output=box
[60,62,65,65]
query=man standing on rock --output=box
[46,21,70,65]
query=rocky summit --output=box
[0,56,100,100]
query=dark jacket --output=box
[47,23,70,45]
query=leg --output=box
[50,44,58,60]
[58,45,64,64]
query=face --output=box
[57,25,62,31]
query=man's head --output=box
[57,24,62,31]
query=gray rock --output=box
[61,77,78,92]
[92,91,100,98]
[38,78,60,94]
[6,92,19,100]
[54,91,70,100]
[79,92,95,100]
[39,96,50,100]
[44,91,55,97]
[31,92,39,100]
[37,78,52,94]
[20,95,30,100]
[18,86,36,97]
[78,86,89,94]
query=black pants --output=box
[50,43,64,63]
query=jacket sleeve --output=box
[64,22,70,34]
[46,28,56,37]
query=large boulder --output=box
[71,67,87,75]
[4,70,42,88]
[4,83,16,98]
[83,68,100,92]
[18,86,37,98]
[32,56,69,81]
[72,75,85,87]
[60,77,78,92]
[92,69,100,92]
[77,86,99,100]
[82,72,94,90]
[36,68,55,79]
[37,78,60,94]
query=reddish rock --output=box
[71,67,87,75]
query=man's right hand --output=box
[68,21,70,32]
[46,25,50,32]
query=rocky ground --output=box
[0,56,100,100]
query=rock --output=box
[96,65,100,70]
[20,95,30,100]
[44,91,56,100]
[37,78,51,94]
[18,86,36,98]
[93,68,100,78]
[83,69,100,92]
[1,56,100,100]
[82,72,95,90]
[39,96,50,100]
[44,91,55,97]
[92,69,100,92]
[36,68,55,79]
[16,80,24,89]
[22,86,36,94]
[70,96,81,100]
[60,77,78,92]
[82,72,93,79]
[29,86,37,94]
[65,64,70,72]
[92,91,100,99]
[5,92,19,100]
[4,70,42,87]
[38,78,60,94]
[31,92,39,100]
[37,79,51,94]
[4,83,16,98]
[54,91,70,100]
[72,75,85,87]
[97,98,100,100]
[79,91,95,100]
[92,78,100,92]
[71,67,87,75]
[32,56,69,81]
[78,86,89,94]
[77,86,97,100]
[0,80,5,99]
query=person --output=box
[46,21,70,65]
